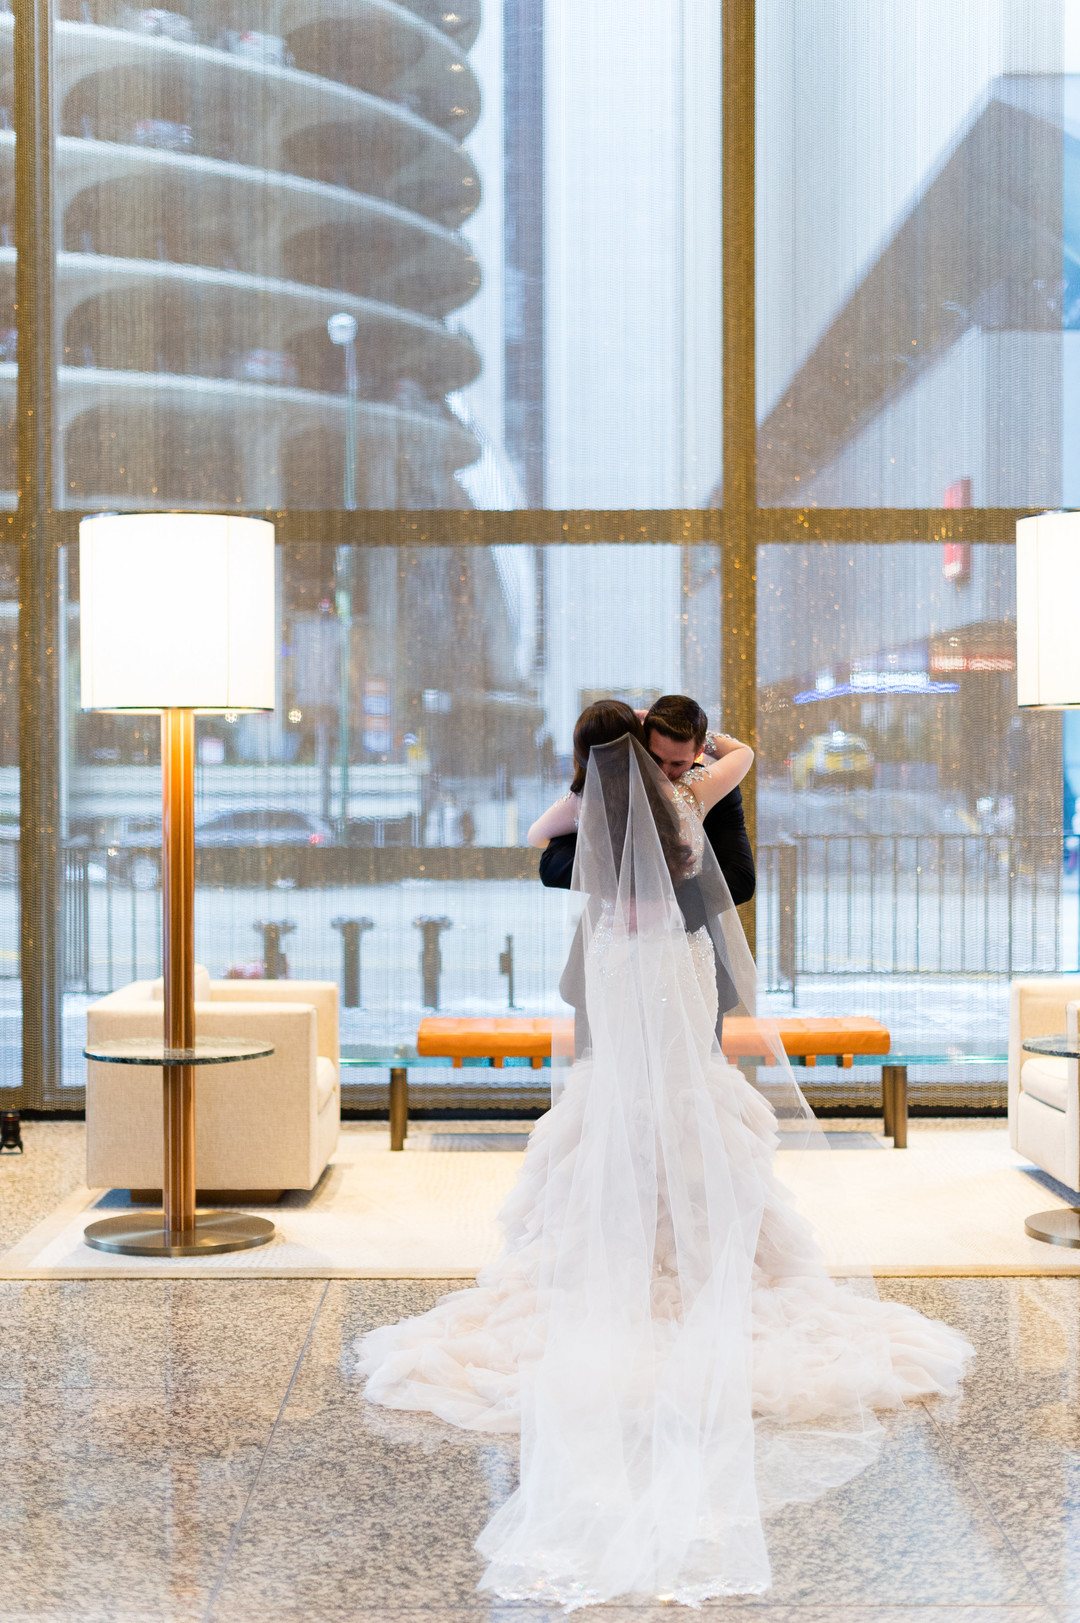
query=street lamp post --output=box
[328,313,359,835]
[327,311,359,512]
[335,543,353,833]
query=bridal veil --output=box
[359,736,971,1610]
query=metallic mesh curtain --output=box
[54,0,483,511]
[50,0,722,515]
[59,540,722,1086]
[0,548,14,1090]
[8,0,1071,1108]
[755,542,1064,1065]
[756,0,1066,509]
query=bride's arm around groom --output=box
[529,694,756,904]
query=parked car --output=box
[105,809,333,887]
[791,730,875,791]
[192,809,334,848]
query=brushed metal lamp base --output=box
[84,1210,276,1258]
[1024,1208,1080,1249]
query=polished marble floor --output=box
[3,1123,1080,1622]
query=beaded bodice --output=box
[669,766,707,876]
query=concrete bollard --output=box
[0,1111,23,1153]
[413,915,452,1009]
[331,916,374,1008]
[252,920,296,980]
[498,933,516,1008]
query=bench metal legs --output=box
[385,1060,909,1152]
[389,1066,408,1152]
[882,1064,908,1148]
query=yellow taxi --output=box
[791,730,874,791]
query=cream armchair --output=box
[1009,976,1080,1193]
[86,968,339,1197]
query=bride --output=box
[357,718,972,1610]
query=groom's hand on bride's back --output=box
[538,831,577,890]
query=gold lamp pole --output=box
[79,513,278,1257]
[162,706,197,1238]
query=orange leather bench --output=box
[418,1015,889,1070]
[417,1016,572,1066]
[719,1016,890,1069]
[404,1015,903,1151]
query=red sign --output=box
[944,478,972,508]
[943,479,971,583]
[942,543,971,583]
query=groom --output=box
[541,694,754,1050]
[538,694,755,905]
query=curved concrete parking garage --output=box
[0,0,484,507]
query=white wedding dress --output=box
[357,738,972,1610]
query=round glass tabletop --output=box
[1021,1035,1080,1060]
[82,1037,274,1066]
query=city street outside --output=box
[2,849,1074,1098]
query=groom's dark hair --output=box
[644,695,708,750]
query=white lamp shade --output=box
[80,513,275,712]
[1017,512,1080,708]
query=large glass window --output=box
[0,549,15,1093]
[755,543,1066,1058]
[0,0,14,1095]
[60,540,721,1088]
[54,0,485,510]
[757,0,1067,508]
[52,0,721,513]
[10,2,1068,1110]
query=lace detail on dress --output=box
[669,769,707,878]
[586,905,623,977]
[669,764,709,820]
[686,924,719,1027]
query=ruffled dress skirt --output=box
[357,1048,972,1606]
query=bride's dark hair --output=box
[589,734,693,888]
[569,700,645,794]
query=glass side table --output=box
[848,1046,1008,1150]
[1020,1036,1080,1248]
[338,1045,1011,1153]
[338,1053,552,1151]
[82,1037,277,1258]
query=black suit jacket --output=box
[541,784,753,1047]
[538,784,755,904]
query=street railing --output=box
[3,835,1070,1003]
[756,833,1068,990]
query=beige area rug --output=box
[2,1122,1080,1279]
[0,1127,527,1281]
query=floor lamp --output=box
[78,513,278,1257]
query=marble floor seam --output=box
[913,1390,1063,1621]
[200,1279,331,1623]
